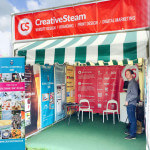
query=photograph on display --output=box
[49,92,54,109]
[2,99,11,111]
[11,129,21,139]
[21,111,25,138]
[0,120,12,139]
[0,73,2,82]
[42,93,49,101]
[12,111,21,129]
[2,110,12,120]
[57,85,62,98]
[2,130,12,139]
[1,92,23,111]
[2,73,12,82]
[0,73,25,83]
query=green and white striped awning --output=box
[15,30,149,65]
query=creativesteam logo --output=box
[18,18,32,36]
[121,65,139,81]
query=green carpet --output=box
[26,113,146,150]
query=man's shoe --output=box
[125,135,136,140]
[124,131,130,135]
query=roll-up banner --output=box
[75,66,124,113]
[25,65,38,136]
[41,65,54,128]
[54,64,66,121]
[66,65,75,103]
[14,0,148,41]
[0,57,25,150]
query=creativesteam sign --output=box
[13,0,148,41]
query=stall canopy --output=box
[15,30,149,65]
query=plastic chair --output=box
[78,99,93,122]
[103,100,119,124]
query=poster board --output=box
[0,57,25,150]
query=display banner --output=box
[76,66,124,113]
[54,64,66,121]
[25,65,38,137]
[66,66,75,103]
[0,57,25,150]
[14,0,148,41]
[33,65,41,130]
[41,65,54,128]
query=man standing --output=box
[125,70,138,139]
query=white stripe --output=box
[52,38,73,48]
[44,48,55,65]
[69,36,91,47]
[26,50,36,65]
[90,34,107,46]
[110,33,126,61]
[33,40,55,50]
[14,42,34,50]
[86,45,98,63]
[64,47,75,65]
[137,31,149,59]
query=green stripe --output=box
[54,48,65,64]
[20,41,45,50]
[98,45,110,62]
[86,62,91,66]
[102,34,116,45]
[112,60,118,65]
[133,59,138,64]
[104,62,109,66]
[123,32,137,60]
[75,47,86,63]
[122,59,128,65]
[98,34,116,62]
[62,37,82,47]
[43,39,64,49]
[18,50,27,62]
[35,49,45,65]
[80,35,98,46]
[95,63,99,66]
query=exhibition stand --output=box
[2,0,148,149]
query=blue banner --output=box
[41,65,54,128]
[54,64,66,121]
[0,57,25,150]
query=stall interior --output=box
[22,58,145,137]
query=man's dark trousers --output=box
[127,104,137,137]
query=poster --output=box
[0,57,25,150]
[41,65,54,128]
[25,65,38,137]
[66,66,75,103]
[14,0,148,41]
[55,64,66,121]
[76,66,124,113]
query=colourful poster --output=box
[25,65,38,136]
[41,65,54,128]
[0,57,25,150]
[54,64,66,121]
[76,66,124,113]
[66,65,75,103]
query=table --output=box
[63,103,81,125]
